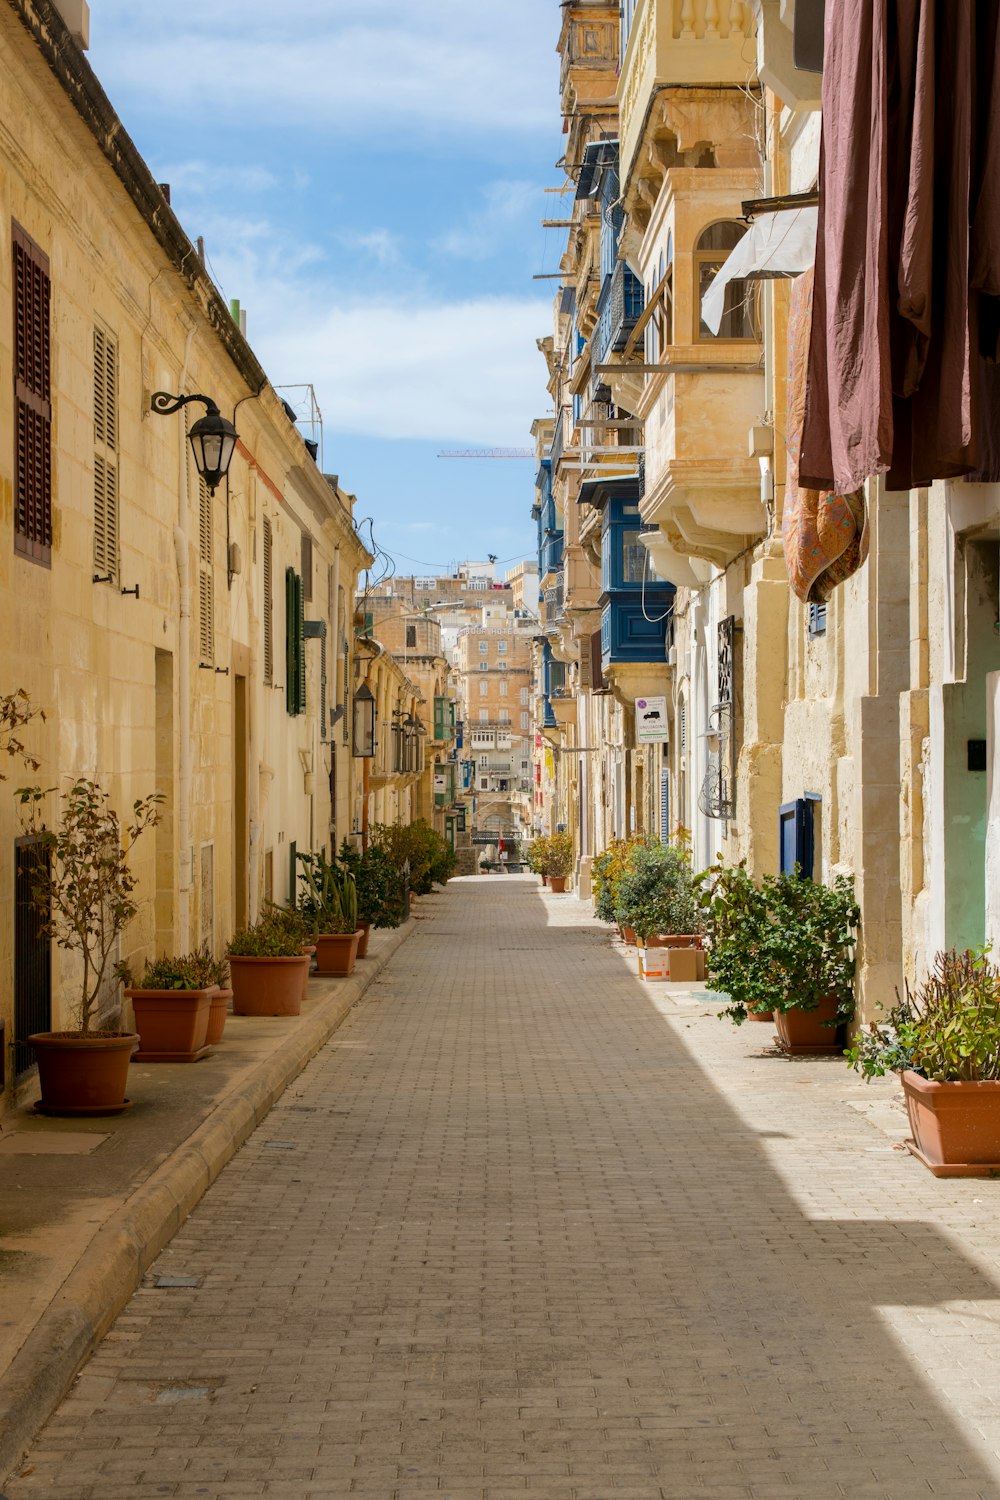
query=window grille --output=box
[93,324,119,583]
[406,624,417,648]
[13,223,52,564]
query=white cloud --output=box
[434,180,543,262]
[337,229,402,268]
[90,2,558,138]
[196,214,551,446]
[156,160,277,197]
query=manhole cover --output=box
[153,1275,202,1288]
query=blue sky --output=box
[88,0,565,572]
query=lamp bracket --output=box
[150,391,220,418]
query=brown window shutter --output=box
[199,569,215,662]
[92,325,119,583]
[301,531,313,601]
[12,223,52,565]
[262,516,273,684]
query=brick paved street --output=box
[8,877,1000,1500]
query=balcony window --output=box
[622,531,666,585]
[696,222,758,341]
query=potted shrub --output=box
[122,953,215,1063]
[592,837,648,939]
[192,949,232,1044]
[529,836,550,885]
[337,840,406,954]
[371,819,456,895]
[542,830,574,893]
[227,910,311,1017]
[847,948,1000,1176]
[614,842,705,981]
[700,862,859,1049]
[297,850,362,977]
[16,777,161,1114]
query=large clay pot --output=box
[622,925,637,946]
[902,1071,1000,1176]
[127,987,213,1062]
[356,921,372,958]
[548,876,568,893]
[773,994,843,1055]
[206,987,232,1046]
[229,955,310,1016]
[747,1008,775,1023]
[30,1032,138,1116]
[314,930,362,977]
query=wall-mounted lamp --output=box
[352,682,376,758]
[150,391,238,494]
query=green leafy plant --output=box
[336,840,406,929]
[538,830,574,878]
[847,948,1000,1082]
[296,849,358,934]
[371,820,456,894]
[228,908,309,958]
[17,778,162,1034]
[699,862,859,1026]
[592,836,647,923]
[614,842,702,941]
[0,690,44,780]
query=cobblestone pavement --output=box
[8,877,1000,1500]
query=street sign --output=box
[635,696,669,743]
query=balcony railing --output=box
[594,261,644,369]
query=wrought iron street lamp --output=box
[352,682,376,758]
[150,391,238,494]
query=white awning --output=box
[702,206,818,336]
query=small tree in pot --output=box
[17,778,161,1113]
[542,830,574,892]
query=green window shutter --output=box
[285,569,307,715]
[285,567,298,714]
[434,696,446,739]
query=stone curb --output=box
[0,918,416,1484]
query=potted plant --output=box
[192,948,232,1044]
[16,777,161,1114]
[121,953,215,1063]
[227,909,311,1017]
[700,862,859,1050]
[529,836,550,885]
[371,819,456,894]
[336,840,406,955]
[614,842,705,981]
[542,830,574,893]
[847,948,1000,1176]
[297,849,362,977]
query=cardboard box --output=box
[638,948,670,982]
[666,946,704,982]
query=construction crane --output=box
[437,449,534,459]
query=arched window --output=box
[694,220,757,341]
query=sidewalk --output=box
[0,916,416,1480]
[7,878,1000,1499]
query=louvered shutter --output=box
[296,571,306,711]
[92,325,119,582]
[13,224,52,564]
[286,567,297,712]
[198,477,213,662]
[262,517,273,684]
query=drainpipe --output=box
[173,324,196,950]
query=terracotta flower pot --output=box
[127,987,213,1062]
[773,994,843,1054]
[314,930,362,977]
[356,921,372,958]
[622,925,638,946]
[30,1032,138,1116]
[902,1071,1000,1176]
[644,934,704,948]
[206,987,232,1046]
[747,1008,775,1023]
[548,876,568,893]
[229,954,310,1016]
